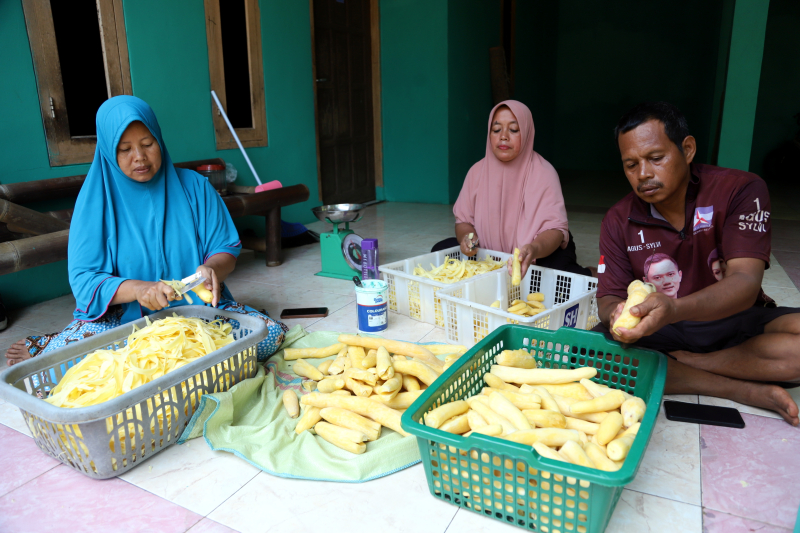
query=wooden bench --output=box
[0,158,310,275]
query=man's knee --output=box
[764,312,800,336]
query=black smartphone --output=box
[663,400,745,428]
[280,307,329,319]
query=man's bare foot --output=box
[5,339,30,367]
[729,381,799,426]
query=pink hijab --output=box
[453,100,569,254]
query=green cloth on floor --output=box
[178,326,423,482]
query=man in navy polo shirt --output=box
[595,101,800,425]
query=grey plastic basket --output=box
[0,306,267,479]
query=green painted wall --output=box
[749,0,800,178]
[447,0,500,203]
[379,0,499,205]
[716,0,770,171]
[379,0,449,204]
[0,0,319,310]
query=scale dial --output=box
[342,233,363,270]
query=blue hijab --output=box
[69,96,242,324]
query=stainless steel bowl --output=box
[312,203,365,224]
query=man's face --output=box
[618,120,695,205]
[645,258,682,298]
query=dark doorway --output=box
[312,0,376,205]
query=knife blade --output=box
[179,273,207,294]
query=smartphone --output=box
[280,307,329,319]
[663,400,745,428]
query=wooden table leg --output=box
[266,206,282,267]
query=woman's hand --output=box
[134,281,177,311]
[195,264,221,307]
[507,244,536,276]
[460,232,479,257]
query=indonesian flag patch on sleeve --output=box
[597,255,606,274]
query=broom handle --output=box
[210,90,263,186]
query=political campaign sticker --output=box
[693,206,713,231]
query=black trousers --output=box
[430,231,592,277]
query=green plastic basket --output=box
[401,325,667,533]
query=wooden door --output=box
[312,0,376,205]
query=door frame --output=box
[309,0,383,203]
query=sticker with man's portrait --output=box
[642,253,682,299]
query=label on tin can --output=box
[355,280,388,332]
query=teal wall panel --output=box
[379,0,449,204]
[749,0,800,178]
[717,0,770,171]
[446,0,499,204]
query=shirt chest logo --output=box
[693,206,713,231]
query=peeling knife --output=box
[179,273,207,294]
[468,232,479,251]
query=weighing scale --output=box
[312,203,366,280]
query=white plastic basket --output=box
[438,266,599,346]
[379,246,512,327]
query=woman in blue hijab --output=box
[5,96,288,366]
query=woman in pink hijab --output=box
[437,100,592,277]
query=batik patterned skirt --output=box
[23,302,289,363]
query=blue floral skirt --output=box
[23,302,288,362]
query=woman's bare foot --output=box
[5,339,30,366]
[729,381,799,426]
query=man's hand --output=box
[610,292,677,344]
[135,281,177,311]
[460,233,479,257]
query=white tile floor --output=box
[0,201,798,533]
